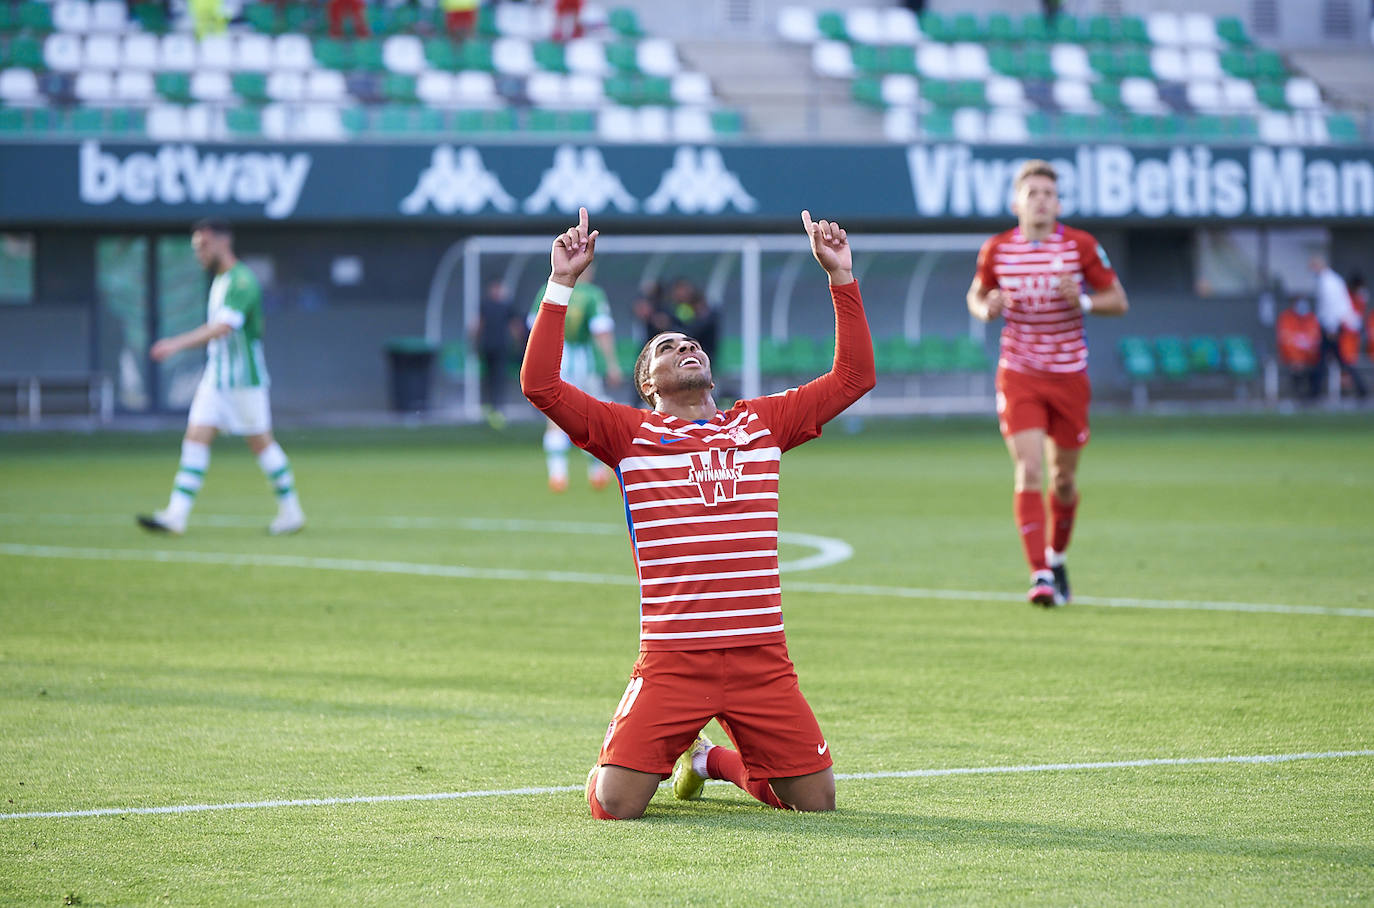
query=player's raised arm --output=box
[802,209,854,286]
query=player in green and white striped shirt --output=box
[137,219,305,536]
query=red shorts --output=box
[996,366,1092,449]
[599,643,832,780]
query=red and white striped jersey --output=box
[975,224,1117,376]
[522,282,875,652]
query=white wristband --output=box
[543,281,574,307]
[1080,295,1093,313]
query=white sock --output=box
[166,439,210,522]
[544,427,570,481]
[1046,548,1067,568]
[692,747,712,778]
[257,442,300,511]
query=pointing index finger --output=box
[578,207,589,233]
[801,209,814,234]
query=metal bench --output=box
[0,373,114,424]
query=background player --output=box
[137,219,304,537]
[522,208,874,820]
[527,261,622,491]
[966,160,1128,607]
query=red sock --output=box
[706,746,788,810]
[1015,490,1048,573]
[1050,493,1079,555]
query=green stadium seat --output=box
[17,1,53,32]
[955,79,986,107]
[0,5,17,32]
[1023,47,1054,80]
[1089,50,1124,79]
[1051,15,1084,42]
[920,109,954,141]
[244,3,280,34]
[1120,16,1149,44]
[1019,13,1050,42]
[608,7,643,38]
[1254,50,1286,80]
[716,337,743,374]
[382,73,417,103]
[915,337,952,374]
[106,107,145,136]
[1086,16,1119,43]
[1091,80,1123,110]
[475,3,498,37]
[815,10,847,41]
[1187,336,1222,373]
[415,107,444,134]
[1122,49,1154,79]
[851,43,880,74]
[1118,337,1155,380]
[988,46,1023,78]
[1025,110,1052,138]
[1222,336,1258,378]
[710,109,743,136]
[533,40,567,73]
[759,338,790,375]
[353,38,385,72]
[458,40,495,72]
[949,336,991,372]
[1154,336,1189,379]
[453,108,516,133]
[1215,16,1251,47]
[225,106,262,137]
[66,107,104,134]
[0,107,27,133]
[1220,50,1255,79]
[919,12,952,41]
[424,38,460,71]
[874,336,919,375]
[6,35,43,69]
[986,12,1016,42]
[605,41,639,74]
[921,79,952,106]
[373,104,413,134]
[950,12,982,42]
[1256,81,1288,110]
[1327,113,1361,143]
[312,38,353,70]
[155,72,192,103]
[883,45,917,75]
[283,4,318,33]
[782,337,825,374]
[340,106,368,134]
[232,72,269,103]
[852,77,883,108]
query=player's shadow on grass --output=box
[643,799,1374,867]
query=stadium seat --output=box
[6,36,45,70]
[274,34,314,70]
[238,33,273,71]
[44,33,83,71]
[83,33,118,69]
[609,7,643,39]
[565,38,609,76]
[493,36,535,76]
[1187,336,1222,373]
[0,68,39,104]
[72,69,113,103]
[949,336,991,372]
[53,0,91,33]
[533,39,567,73]
[122,33,159,70]
[18,1,54,33]
[815,10,847,41]
[189,70,233,103]
[1215,16,1252,47]
[303,69,346,103]
[1146,12,1182,46]
[1053,79,1095,114]
[199,35,233,70]
[415,70,454,106]
[1118,337,1156,380]
[232,71,269,103]
[160,33,197,70]
[670,72,712,106]
[154,71,192,103]
[1051,43,1091,80]
[1222,336,1258,377]
[226,105,262,137]
[264,70,304,103]
[1180,13,1221,47]
[777,6,819,44]
[1154,336,1190,379]
[812,41,854,78]
[454,71,496,104]
[1285,78,1321,110]
[671,107,713,141]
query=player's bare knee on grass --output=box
[771,769,836,812]
[590,765,659,820]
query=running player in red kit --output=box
[522,208,874,820]
[966,160,1129,607]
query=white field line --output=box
[2,750,1370,822]
[2,542,1371,619]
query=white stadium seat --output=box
[598,105,638,141]
[811,41,853,79]
[1150,46,1187,82]
[53,0,91,33]
[190,70,233,102]
[298,105,344,140]
[265,70,304,102]
[261,103,290,140]
[121,33,160,70]
[494,0,550,39]
[1146,12,1182,46]
[844,8,883,45]
[454,71,496,105]
[987,109,1030,143]
[1052,79,1096,113]
[670,72,712,106]
[44,34,83,71]
[1285,77,1322,109]
[883,108,917,142]
[146,104,187,140]
[635,106,671,143]
[1181,12,1221,47]
[1050,43,1091,80]
[882,8,921,43]
[382,35,425,75]
[671,107,713,142]
[949,43,989,80]
[525,71,564,108]
[1120,76,1165,113]
[90,0,126,31]
[182,103,216,140]
[986,75,1026,109]
[880,73,918,107]
[565,73,604,106]
[565,38,608,76]
[83,33,119,69]
[114,70,155,103]
[952,107,986,142]
[1221,77,1258,111]
[492,37,534,76]
[72,70,113,103]
[304,69,346,103]
[416,71,454,106]
[1258,111,1295,144]
[1185,48,1222,81]
[238,33,273,71]
[0,68,40,104]
[1185,80,1223,113]
[777,7,819,44]
[916,43,952,80]
[637,39,680,77]
[274,34,314,70]
[160,33,197,70]
[198,34,233,69]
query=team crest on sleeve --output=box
[688,448,744,506]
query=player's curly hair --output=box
[633,337,659,406]
[1014,160,1058,188]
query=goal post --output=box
[425,232,989,421]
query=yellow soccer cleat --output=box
[671,734,712,800]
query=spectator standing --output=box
[1276,297,1321,399]
[443,0,479,40]
[189,0,226,37]
[552,0,583,41]
[473,279,522,428]
[327,0,371,37]
[1309,254,1367,400]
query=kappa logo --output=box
[400,145,517,215]
[688,447,744,507]
[643,147,758,215]
[523,145,638,214]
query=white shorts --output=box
[562,346,606,400]
[188,382,272,436]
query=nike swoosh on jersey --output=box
[659,435,689,444]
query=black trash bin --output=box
[385,336,438,412]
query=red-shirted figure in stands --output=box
[966,159,1129,608]
[522,208,874,820]
[327,0,370,37]
[1277,297,1322,398]
[552,0,584,40]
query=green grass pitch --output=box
[1,412,1372,905]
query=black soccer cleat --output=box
[1050,562,1071,607]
